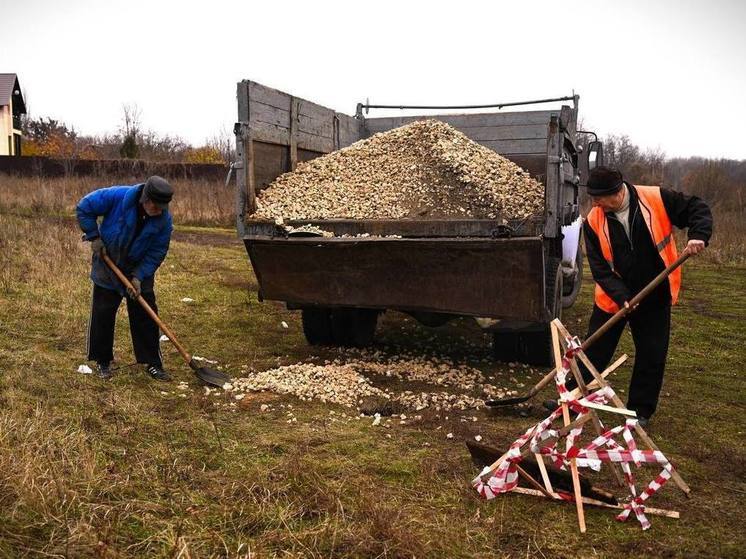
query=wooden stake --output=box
[478,414,593,482]
[534,453,555,494]
[510,487,680,519]
[567,354,628,399]
[552,320,691,497]
[551,322,586,533]
[515,463,557,500]
[551,319,627,489]
[580,400,637,417]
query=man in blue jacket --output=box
[77,176,174,380]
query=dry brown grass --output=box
[1,180,745,557]
[699,208,746,264]
[4,173,743,263]
[0,175,234,227]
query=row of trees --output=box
[20,103,235,165]
[601,133,745,213]
[17,104,746,214]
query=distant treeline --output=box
[598,134,744,211]
[18,110,235,165]
[599,134,744,263]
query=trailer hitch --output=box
[490,224,514,239]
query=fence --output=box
[0,156,228,181]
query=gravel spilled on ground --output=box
[253,119,544,221]
[219,349,523,413]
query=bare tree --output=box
[121,103,142,137]
[207,126,236,164]
[120,103,142,159]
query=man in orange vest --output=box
[553,167,712,426]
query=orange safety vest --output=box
[586,185,681,313]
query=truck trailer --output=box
[233,80,602,365]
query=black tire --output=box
[492,328,553,367]
[562,246,584,309]
[492,261,562,367]
[407,311,453,327]
[301,308,334,346]
[330,308,379,348]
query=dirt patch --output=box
[688,298,741,320]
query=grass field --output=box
[0,210,745,558]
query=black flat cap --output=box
[585,167,624,196]
[142,176,173,208]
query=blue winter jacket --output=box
[76,184,173,293]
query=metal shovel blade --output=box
[484,395,531,407]
[189,359,231,387]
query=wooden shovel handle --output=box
[582,250,690,351]
[524,250,690,398]
[100,251,192,365]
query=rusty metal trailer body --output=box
[233,80,598,364]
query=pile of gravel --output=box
[230,363,388,408]
[253,120,544,221]
[227,352,519,412]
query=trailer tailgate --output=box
[244,236,546,321]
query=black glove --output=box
[90,237,105,256]
[127,277,141,299]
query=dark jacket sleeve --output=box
[660,188,713,245]
[583,220,631,307]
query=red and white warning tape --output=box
[473,338,676,530]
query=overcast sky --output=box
[2,0,745,159]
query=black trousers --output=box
[87,284,162,367]
[573,304,671,418]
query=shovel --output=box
[101,251,231,387]
[486,250,691,407]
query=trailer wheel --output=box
[492,329,554,367]
[301,308,334,346]
[492,261,562,366]
[331,308,379,347]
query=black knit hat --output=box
[141,176,173,209]
[586,167,624,196]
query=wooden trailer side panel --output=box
[363,111,557,156]
[236,80,364,223]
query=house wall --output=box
[0,99,22,155]
[0,105,10,156]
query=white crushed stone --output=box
[228,350,519,412]
[232,363,388,408]
[253,120,544,221]
[77,364,93,375]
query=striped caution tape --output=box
[473,345,677,530]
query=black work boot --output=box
[542,399,559,413]
[97,362,113,380]
[146,364,171,381]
